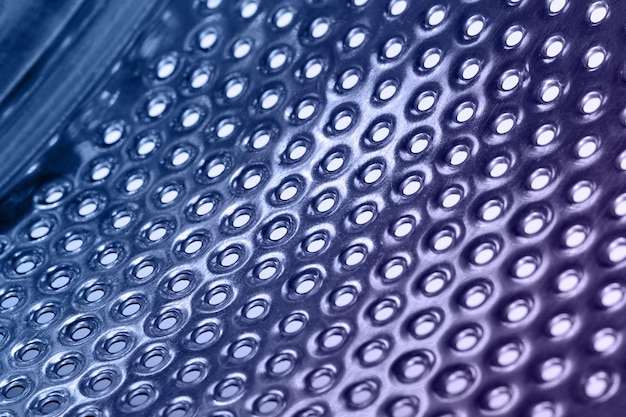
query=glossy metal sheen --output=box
[0,0,624,416]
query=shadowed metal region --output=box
[0,0,87,104]
[0,0,164,214]
[0,1,625,417]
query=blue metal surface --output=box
[0,0,625,416]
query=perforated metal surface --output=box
[0,0,625,416]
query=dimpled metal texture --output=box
[1,0,626,416]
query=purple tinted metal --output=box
[0,1,625,416]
